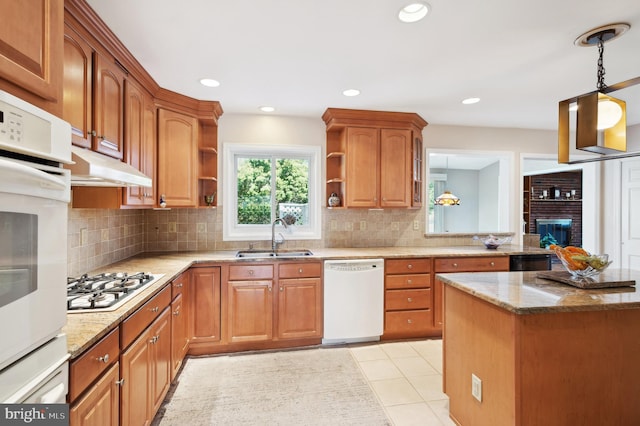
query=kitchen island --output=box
[439,270,640,426]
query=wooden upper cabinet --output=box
[323,108,427,209]
[345,127,378,207]
[157,108,199,207]
[0,0,63,112]
[380,128,412,207]
[63,23,93,148]
[123,79,155,206]
[93,52,125,159]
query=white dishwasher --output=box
[323,259,384,345]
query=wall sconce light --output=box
[558,23,636,164]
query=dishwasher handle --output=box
[324,259,384,272]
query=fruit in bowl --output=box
[551,245,612,278]
[475,235,512,249]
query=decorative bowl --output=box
[474,235,512,249]
[554,248,612,278]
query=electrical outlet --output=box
[101,229,109,241]
[360,221,367,231]
[472,374,482,402]
[413,220,420,230]
[197,223,207,233]
[80,228,88,246]
[168,222,177,233]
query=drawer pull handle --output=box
[150,306,159,313]
[407,264,413,269]
[490,261,495,266]
[175,283,183,288]
[453,263,458,268]
[115,379,125,386]
[97,354,109,363]
[407,297,413,302]
[407,319,413,324]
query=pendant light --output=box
[434,157,460,206]
[558,23,630,163]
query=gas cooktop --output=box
[67,272,164,313]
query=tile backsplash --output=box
[67,206,524,275]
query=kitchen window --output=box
[223,143,322,241]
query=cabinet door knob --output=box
[248,270,254,276]
[407,297,413,302]
[490,261,495,266]
[150,306,159,313]
[115,379,125,386]
[407,279,412,284]
[280,287,284,292]
[407,264,413,269]
[298,268,303,273]
[407,319,413,324]
[173,309,180,316]
[97,354,109,363]
[453,263,458,268]
[175,283,183,288]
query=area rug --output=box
[152,347,392,425]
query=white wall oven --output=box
[0,90,72,404]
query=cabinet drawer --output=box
[69,328,120,402]
[279,262,321,279]
[434,256,509,272]
[171,271,189,298]
[386,258,431,274]
[121,285,172,349]
[229,264,274,280]
[386,273,430,289]
[384,310,432,335]
[386,289,431,310]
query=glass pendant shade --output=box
[435,190,460,206]
[597,97,623,129]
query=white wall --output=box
[478,161,500,232]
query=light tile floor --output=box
[348,339,456,426]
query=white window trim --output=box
[223,143,322,241]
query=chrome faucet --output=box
[271,218,288,251]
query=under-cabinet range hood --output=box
[66,146,151,187]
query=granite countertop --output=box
[63,245,548,358]
[437,270,640,315]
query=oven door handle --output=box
[0,158,67,191]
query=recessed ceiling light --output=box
[199,78,220,87]
[398,2,430,23]
[462,97,480,105]
[259,106,275,112]
[342,89,361,97]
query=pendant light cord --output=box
[596,35,607,91]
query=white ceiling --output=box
[86,0,640,130]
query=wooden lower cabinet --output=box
[228,280,273,343]
[189,266,221,354]
[121,307,171,426]
[170,271,190,380]
[70,362,120,426]
[276,262,323,340]
[383,258,434,339]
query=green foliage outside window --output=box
[237,157,309,225]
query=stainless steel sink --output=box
[235,249,313,258]
[274,249,314,257]
[235,250,276,258]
